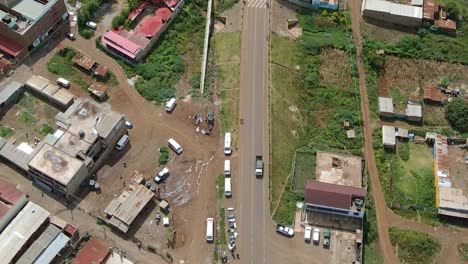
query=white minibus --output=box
[206,218,214,242]
[224,132,232,155]
[168,138,183,154]
[224,178,232,197]
[57,78,70,88]
[116,134,129,150]
[165,98,176,112]
[224,160,231,176]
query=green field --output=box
[270,11,363,225]
[389,227,440,264]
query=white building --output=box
[363,0,423,27]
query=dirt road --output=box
[348,1,400,263]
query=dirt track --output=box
[349,1,401,263]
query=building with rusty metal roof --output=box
[104,183,154,233]
[424,86,445,104]
[0,180,28,233]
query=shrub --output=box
[0,124,14,138]
[399,142,410,161]
[446,98,468,132]
[112,15,125,29]
[39,123,54,135]
[78,27,93,39]
[158,146,170,165]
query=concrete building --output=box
[0,81,23,114]
[0,180,28,232]
[363,0,423,27]
[0,201,50,264]
[378,96,394,118]
[433,134,468,219]
[104,183,154,233]
[28,98,126,197]
[304,151,365,232]
[382,125,396,149]
[406,104,422,121]
[0,0,69,66]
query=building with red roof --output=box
[73,237,110,264]
[100,0,183,64]
[0,180,28,232]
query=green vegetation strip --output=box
[212,32,241,132]
[0,123,14,138]
[216,174,225,200]
[219,208,226,245]
[389,227,440,264]
[158,146,170,165]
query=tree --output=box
[446,98,468,132]
[445,2,460,22]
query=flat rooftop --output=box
[12,0,58,21]
[63,99,123,144]
[315,151,363,188]
[28,143,85,186]
[53,131,92,158]
[0,201,49,263]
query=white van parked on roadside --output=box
[168,138,183,154]
[224,160,231,176]
[224,178,232,197]
[57,78,70,88]
[224,133,232,155]
[206,218,214,242]
[165,98,176,112]
[304,226,312,242]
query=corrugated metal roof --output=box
[424,86,445,103]
[378,97,394,113]
[0,202,49,263]
[73,237,110,264]
[304,180,366,209]
[105,251,134,264]
[103,31,141,54]
[0,81,23,104]
[34,231,70,264]
[406,104,422,117]
[52,89,74,107]
[0,141,33,171]
[382,125,396,145]
[364,0,422,19]
[16,224,61,264]
[26,75,49,91]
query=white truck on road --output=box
[255,155,263,176]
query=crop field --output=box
[291,150,316,192]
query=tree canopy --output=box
[446,98,468,132]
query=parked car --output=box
[154,168,169,183]
[323,228,331,248]
[86,21,97,29]
[65,32,75,40]
[276,224,294,237]
[313,228,320,244]
[304,226,312,242]
[125,120,133,129]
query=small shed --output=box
[424,86,445,105]
[396,127,409,139]
[159,200,169,211]
[406,104,422,122]
[347,130,356,139]
[378,97,394,118]
[382,125,396,149]
[88,84,108,101]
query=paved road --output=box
[238,0,269,263]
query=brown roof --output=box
[0,180,25,219]
[304,180,366,209]
[73,237,110,264]
[436,19,457,30]
[424,86,445,103]
[423,0,438,21]
[94,64,108,78]
[72,54,96,71]
[88,83,108,93]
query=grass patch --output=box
[39,123,54,135]
[17,112,37,126]
[212,32,241,132]
[219,207,226,245]
[158,146,170,165]
[458,243,468,261]
[216,0,239,13]
[18,93,37,113]
[0,123,14,138]
[389,227,440,264]
[291,150,315,192]
[375,140,439,225]
[270,10,362,224]
[216,174,225,200]
[133,3,204,103]
[364,244,383,264]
